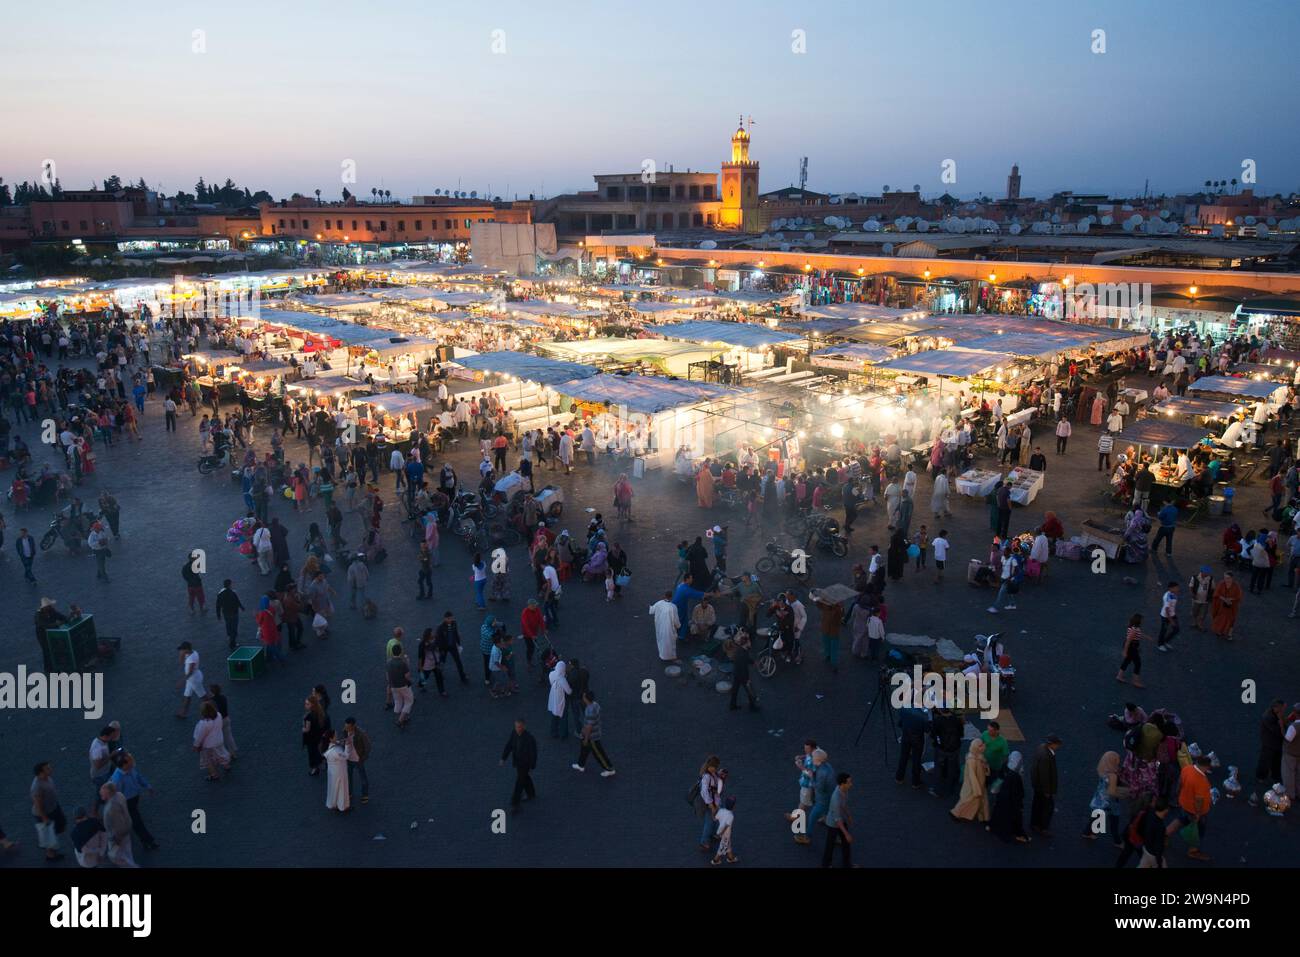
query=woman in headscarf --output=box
[986,481,1003,533]
[1041,510,1064,547]
[884,479,901,527]
[1122,506,1150,563]
[886,528,907,582]
[547,659,571,739]
[848,596,874,658]
[896,489,914,536]
[695,461,716,508]
[988,750,1030,843]
[1210,570,1243,640]
[950,738,990,822]
[613,473,634,521]
[931,471,950,519]
[581,540,609,581]
[1090,391,1106,427]
[322,730,350,813]
[685,536,711,587]
[1084,751,1130,846]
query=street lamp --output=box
[1188,285,1198,296]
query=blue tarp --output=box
[556,373,744,414]
[652,320,801,349]
[1189,375,1284,399]
[1150,396,1240,419]
[872,349,1011,378]
[454,351,598,386]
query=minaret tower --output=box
[720,115,760,231]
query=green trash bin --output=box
[227,645,266,681]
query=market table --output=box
[1005,466,1045,505]
[955,468,1001,498]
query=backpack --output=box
[685,779,700,807]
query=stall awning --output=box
[555,373,745,414]
[359,335,440,359]
[286,377,368,397]
[813,343,897,364]
[1149,396,1241,419]
[872,349,1012,378]
[350,393,433,415]
[1114,419,1213,450]
[652,320,801,349]
[454,351,599,386]
[369,286,447,302]
[233,359,294,376]
[1189,375,1284,400]
[799,303,930,323]
[296,293,380,311]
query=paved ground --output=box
[2,363,1297,868]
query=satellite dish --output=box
[699,239,717,249]
[1267,216,1277,226]
[1122,204,1134,211]
[803,232,813,242]
[882,242,895,255]
[1210,224,1225,238]
[1051,213,1061,224]
[779,243,791,251]
[823,216,838,226]
[1100,215,1113,226]
[470,190,477,198]
[1159,209,1170,219]
[1009,223,1023,235]
[1076,220,1091,234]
[916,220,930,232]
[1256,224,1270,238]
[1244,215,1257,225]
[863,219,881,232]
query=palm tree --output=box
[371,188,377,202]
[1230,178,1237,193]
[384,190,391,203]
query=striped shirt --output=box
[583,701,603,741]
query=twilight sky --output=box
[2,0,1298,202]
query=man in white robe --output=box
[650,592,681,662]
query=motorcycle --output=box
[449,490,488,544]
[197,449,231,475]
[40,508,100,553]
[804,514,849,557]
[974,633,1017,697]
[754,541,813,583]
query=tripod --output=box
[854,667,898,764]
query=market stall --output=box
[349,392,435,443]
[1188,375,1287,405]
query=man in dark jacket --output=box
[500,719,538,812]
[214,580,244,650]
[1256,700,1286,786]
[566,659,590,736]
[1030,733,1063,835]
[929,704,964,797]
[728,631,760,713]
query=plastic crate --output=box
[227,645,266,680]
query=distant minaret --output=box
[1006,164,1021,201]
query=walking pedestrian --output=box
[343,718,371,805]
[108,753,159,851]
[215,580,243,650]
[435,611,471,685]
[728,630,760,712]
[1156,582,1180,652]
[388,643,414,728]
[16,528,37,583]
[30,761,66,862]
[547,660,571,739]
[1151,501,1178,556]
[821,773,854,868]
[1188,566,1214,630]
[174,642,207,718]
[500,718,539,813]
[1116,613,1151,687]
[1210,570,1243,641]
[1029,734,1063,836]
[571,689,616,776]
[210,684,237,759]
[99,782,137,867]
